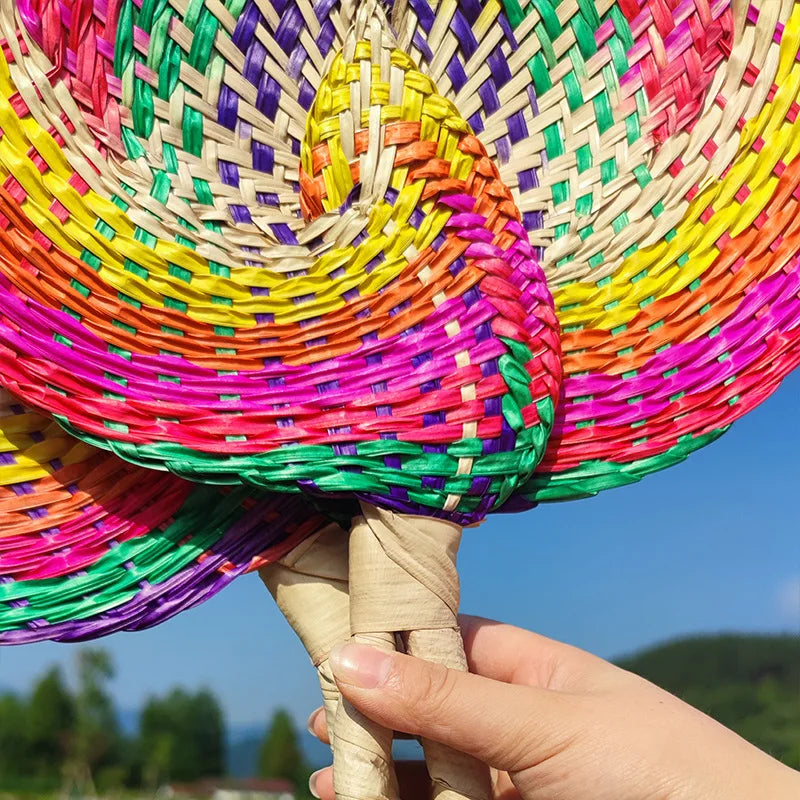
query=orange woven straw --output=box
[0,0,798,640]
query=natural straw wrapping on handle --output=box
[263,504,490,800]
[346,503,491,800]
[262,517,404,799]
[334,630,401,800]
[404,628,489,800]
[261,522,353,745]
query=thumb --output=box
[329,642,580,773]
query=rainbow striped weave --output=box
[0,0,797,640]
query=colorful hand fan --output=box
[0,0,799,798]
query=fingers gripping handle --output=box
[348,502,492,800]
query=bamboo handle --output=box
[262,506,490,800]
[405,628,489,799]
[333,631,400,800]
[261,520,402,798]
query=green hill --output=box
[617,633,800,769]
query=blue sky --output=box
[1,371,798,729]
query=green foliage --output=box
[94,763,128,793]
[73,648,121,779]
[139,686,226,785]
[0,691,30,777]
[193,689,226,777]
[258,708,308,789]
[0,648,135,794]
[26,667,74,778]
[618,634,800,769]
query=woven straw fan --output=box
[1,0,800,797]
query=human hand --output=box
[306,616,800,800]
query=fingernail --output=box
[306,707,322,736]
[309,768,323,798]
[329,642,392,689]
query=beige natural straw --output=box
[262,502,491,799]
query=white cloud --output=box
[776,576,800,623]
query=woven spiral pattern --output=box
[0,0,799,643]
[0,0,562,521]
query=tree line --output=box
[0,648,226,794]
[0,647,317,797]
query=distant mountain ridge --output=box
[616,632,800,768]
[615,632,800,689]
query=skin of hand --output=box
[306,615,800,800]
